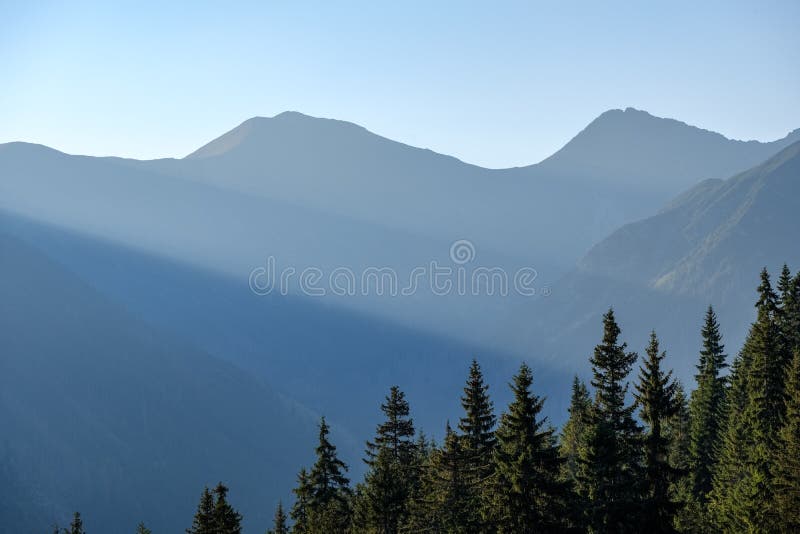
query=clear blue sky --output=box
[1,0,798,168]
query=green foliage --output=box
[560,376,591,485]
[66,512,85,534]
[135,521,152,534]
[578,309,644,533]
[457,359,497,531]
[428,423,478,533]
[267,502,288,534]
[187,488,215,534]
[186,483,241,534]
[290,468,311,533]
[634,331,682,532]
[687,306,727,507]
[773,350,800,531]
[490,363,569,533]
[305,417,352,533]
[213,483,242,534]
[710,268,789,531]
[358,386,416,533]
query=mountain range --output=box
[1,108,798,532]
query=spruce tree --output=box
[67,512,85,534]
[710,268,784,531]
[687,306,727,506]
[267,502,289,534]
[634,331,681,532]
[457,359,496,531]
[667,383,701,533]
[290,468,311,533]
[491,363,569,533]
[773,349,800,531]
[361,386,416,533]
[578,309,643,533]
[308,417,351,533]
[365,386,416,465]
[135,522,152,534]
[187,487,215,534]
[357,446,407,533]
[400,433,440,533]
[213,482,242,534]
[428,423,476,533]
[560,375,591,486]
[778,266,800,355]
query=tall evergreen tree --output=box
[187,487,215,534]
[578,309,643,533]
[667,383,701,533]
[634,331,681,532]
[361,386,416,533]
[560,375,591,486]
[778,266,800,355]
[457,359,496,531]
[213,482,242,534]
[267,502,289,534]
[491,363,569,533]
[135,522,152,534]
[66,512,85,534]
[307,417,351,533]
[365,386,416,465]
[687,306,727,506]
[427,422,476,533]
[399,433,440,533]
[290,468,311,533]
[710,268,785,531]
[773,349,800,531]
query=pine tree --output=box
[457,359,496,531]
[290,468,311,533]
[213,482,242,534]
[710,268,785,531]
[578,309,643,533]
[428,422,476,533]
[687,306,727,506]
[357,446,407,533]
[668,383,702,533]
[778,266,800,355]
[634,331,681,532]
[361,386,416,533]
[135,522,152,534]
[560,375,591,486]
[773,349,800,531]
[399,433,439,533]
[67,512,85,534]
[307,417,351,533]
[365,386,416,465]
[267,502,289,534]
[187,487,215,534]
[491,363,569,533]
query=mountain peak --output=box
[185,112,368,159]
[535,107,796,191]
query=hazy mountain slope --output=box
[507,141,800,387]
[1,212,573,441]
[0,142,559,351]
[581,140,800,298]
[0,231,319,533]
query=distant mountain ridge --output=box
[538,107,800,192]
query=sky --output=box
[1,1,799,168]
